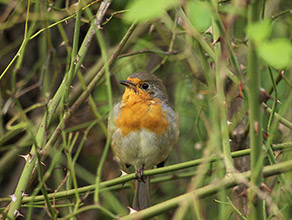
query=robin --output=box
[110,72,179,210]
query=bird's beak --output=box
[119,80,137,93]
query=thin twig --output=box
[101,9,128,27]
[44,22,137,155]
[0,142,289,204]
[86,0,112,46]
[118,49,179,58]
[121,159,292,220]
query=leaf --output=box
[124,0,179,22]
[258,38,292,69]
[247,19,272,43]
[188,1,213,33]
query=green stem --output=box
[263,104,292,130]
[121,159,292,220]
[6,84,65,220]
[26,146,65,219]
[214,197,248,220]
[271,9,292,21]
[60,204,117,220]
[66,132,82,213]
[265,67,278,158]
[6,2,108,218]
[28,1,99,40]
[1,143,290,205]
[0,0,35,82]
[211,3,233,174]
[211,4,233,219]
[264,67,292,203]
[91,0,113,204]
[63,0,82,108]
[247,0,263,219]
[43,22,137,154]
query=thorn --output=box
[177,16,184,27]
[59,41,65,47]
[19,154,29,161]
[81,64,87,70]
[263,130,269,140]
[148,24,155,34]
[120,170,128,177]
[260,88,272,103]
[227,120,232,125]
[238,188,249,197]
[235,81,244,99]
[261,183,273,193]
[229,139,233,142]
[235,92,242,99]
[240,64,246,71]
[19,153,33,163]
[34,158,46,167]
[128,206,137,214]
[231,42,237,48]
[274,150,281,158]
[204,26,213,35]
[212,36,221,46]
[73,56,79,65]
[21,190,28,197]
[98,25,103,30]
[14,210,24,218]
[9,194,17,202]
[254,121,259,135]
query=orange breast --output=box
[115,89,170,136]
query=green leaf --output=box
[188,1,213,33]
[124,0,179,22]
[258,38,292,69]
[247,19,272,43]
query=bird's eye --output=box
[141,83,149,90]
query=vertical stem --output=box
[6,85,66,220]
[211,3,233,174]
[264,68,292,203]
[93,25,112,204]
[211,1,233,219]
[64,0,82,108]
[248,0,263,219]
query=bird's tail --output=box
[133,176,150,210]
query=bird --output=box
[109,72,179,210]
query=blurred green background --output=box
[0,0,292,219]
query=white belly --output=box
[112,128,174,169]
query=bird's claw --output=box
[135,165,145,183]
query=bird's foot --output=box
[135,164,145,183]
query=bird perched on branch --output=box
[110,72,179,210]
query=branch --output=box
[121,159,292,220]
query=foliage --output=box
[0,0,292,219]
